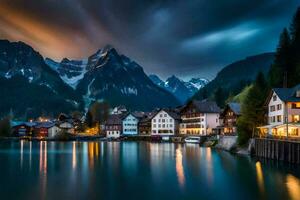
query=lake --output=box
[0,141,299,200]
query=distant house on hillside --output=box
[151,109,181,137]
[180,100,221,136]
[258,85,300,138]
[219,102,241,135]
[105,114,124,138]
[111,105,127,115]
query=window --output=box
[153,119,156,122]
[277,104,282,110]
[296,90,300,97]
[273,95,277,101]
[292,115,300,122]
[292,103,300,109]
[162,119,165,122]
[164,114,167,117]
[170,119,173,122]
[160,114,163,117]
[270,105,276,112]
[277,115,282,122]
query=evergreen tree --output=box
[214,87,225,108]
[0,117,12,137]
[237,72,269,145]
[290,7,300,84]
[268,28,291,87]
[85,111,93,128]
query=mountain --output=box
[0,40,81,118]
[46,46,180,111]
[149,74,208,103]
[193,53,275,105]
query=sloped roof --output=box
[192,100,221,113]
[151,109,181,120]
[35,122,56,128]
[273,88,299,102]
[228,102,241,115]
[106,114,124,125]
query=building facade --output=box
[105,114,123,138]
[220,103,241,135]
[151,109,180,136]
[180,100,220,136]
[259,85,300,138]
[122,113,139,135]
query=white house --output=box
[258,85,300,138]
[122,113,139,135]
[151,109,180,136]
[48,125,61,138]
[179,100,221,136]
[58,121,75,134]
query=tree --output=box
[0,117,12,137]
[237,72,269,145]
[85,110,93,128]
[269,28,291,87]
[214,87,226,108]
[85,101,110,128]
[290,7,300,84]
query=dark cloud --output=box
[0,0,299,79]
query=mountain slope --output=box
[149,74,208,103]
[47,47,180,111]
[0,40,81,118]
[193,53,275,103]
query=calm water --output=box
[0,141,299,200]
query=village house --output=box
[122,112,145,135]
[105,114,124,138]
[138,112,154,135]
[258,85,300,138]
[151,109,180,136]
[219,102,241,135]
[12,122,36,136]
[180,100,221,136]
[34,122,57,137]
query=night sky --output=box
[0,0,299,80]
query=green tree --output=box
[268,28,291,87]
[85,101,110,128]
[0,117,12,137]
[214,87,226,108]
[290,7,300,84]
[237,72,269,145]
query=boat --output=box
[184,136,201,144]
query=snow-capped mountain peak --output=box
[149,74,209,103]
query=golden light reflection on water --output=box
[206,148,213,185]
[39,141,47,199]
[255,161,265,195]
[176,147,185,188]
[72,142,77,170]
[286,174,300,200]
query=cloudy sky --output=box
[0,0,299,80]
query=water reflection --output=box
[175,146,185,188]
[72,142,76,170]
[255,161,265,195]
[39,141,47,200]
[206,148,213,186]
[1,141,300,200]
[286,174,300,200]
[20,140,24,169]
